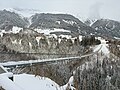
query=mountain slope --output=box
[29,13,96,36]
[91,19,120,38]
[1,9,120,39]
[0,10,28,30]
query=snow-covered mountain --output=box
[84,19,98,26]
[0,9,96,36]
[1,9,120,39]
[0,10,28,30]
[29,13,96,36]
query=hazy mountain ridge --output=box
[29,13,96,36]
[0,9,120,39]
[0,10,28,30]
[0,10,96,36]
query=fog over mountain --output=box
[0,0,120,21]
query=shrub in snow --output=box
[0,86,5,90]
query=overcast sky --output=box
[0,0,120,21]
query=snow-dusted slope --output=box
[35,28,71,35]
[91,19,120,38]
[0,73,74,90]
[0,73,22,90]
[0,26,23,37]
[94,37,109,55]
[14,74,60,90]
[84,19,98,26]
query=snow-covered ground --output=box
[34,28,71,35]
[62,20,77,25]
[93,44,109,55]
[0,73,22,90]
[0,73,74,90]
[34,28,74,39]
[14,74,60,90]
[94,37,109,55]
[0,26,23,37]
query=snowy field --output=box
[14,74,61,90]
[0,73,74,90]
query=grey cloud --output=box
[88,2,103,20]
[0,0,120,21]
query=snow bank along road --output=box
[0,45,102,68]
